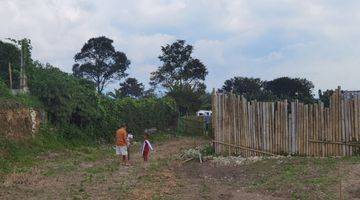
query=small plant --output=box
[181,148,201,159]
[201,143,215,156]
[150,132,174,143]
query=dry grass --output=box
[0,135,206,199]
[3,135,358,200]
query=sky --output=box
[1,0,360,93]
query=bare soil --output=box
[1,136,360,200]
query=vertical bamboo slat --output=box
[212,87,358,157]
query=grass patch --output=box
[85,162,118,175]
[0,124,100,182]
[150,131,176,144]
[199,181,211,200]
[245,156,360,199]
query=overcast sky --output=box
[1,0,360,93]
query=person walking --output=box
[141,133,153,168]
[127,130,134,161]
[115,124,129,166]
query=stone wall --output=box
[0,108,44,140]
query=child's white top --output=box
[127,133,134,140]
[141,140,153,154]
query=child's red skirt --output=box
[143,150,150,161]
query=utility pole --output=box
[19,41,29,94]
[8,62,12,89]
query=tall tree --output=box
[150,40,208,115]
[221,77,268,100]
[264,77,314,103]
[150,40,207,90]
[0,40,23,88]
[166,83,205,115]
[318,89,334,107]
[73,36,130,93]
[114,77,144,98]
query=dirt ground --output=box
[1,136,360,200]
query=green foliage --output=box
[222,77,264,99]
[0,125,66,176]
[265,77,314,103]
[111,77,144,98]
[0,37,183,144]
[28,62,100,126]
[150,40,208,115]
[176,116,205,136]
[13,94,43,108]
[99,96,178,141]
[167,84,205,115]
[0,40,21,88]
[0,77,42,108]
[247,157,347,199]
[199,92,212,110]
[21,61,178,142]
[318,89,334,107]
[0,124,104,182]
[7,38,33,68]
[0,78,11,97]
[221,76,314,103]
[150,40,208,89]
[201,143,215,156]
[73,36,130,93]
[149,131,174,143]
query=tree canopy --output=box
[150,40,207,90]
[112,77,145,98]
[221,76,314,103]
[221,77,267,100]
[318,89,334,107]
[0,40,20,88]
[264,77,314,103]
[150,40,208,115]
[73,36,130,93]
[28,61,100,126]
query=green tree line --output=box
[0,36,337,142]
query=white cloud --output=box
[194,39,225,66]
[1,0,360,92]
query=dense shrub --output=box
[27,62,101,126]
[0,39,179,145]
[0,124,93,178]
[99,96,178,141]
[0,40,21,88]
[0,78,11,98]
[25,62,178,142]
[0,78,42,109]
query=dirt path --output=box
[174,161,285,200]
[0,137,214,199]
[3,136,357,199]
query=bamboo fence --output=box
[212,87,360,157]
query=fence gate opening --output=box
[177,116,212,137]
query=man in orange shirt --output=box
[115,124,129,166]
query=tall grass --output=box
[0,124,97,181]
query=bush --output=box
[0,78,43,109]
[28,62,100,126]
[201,143,215,156]
[99,96,178,141]
[176,116,205,136]
[0,123,98,181]
[0,78,11,98]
